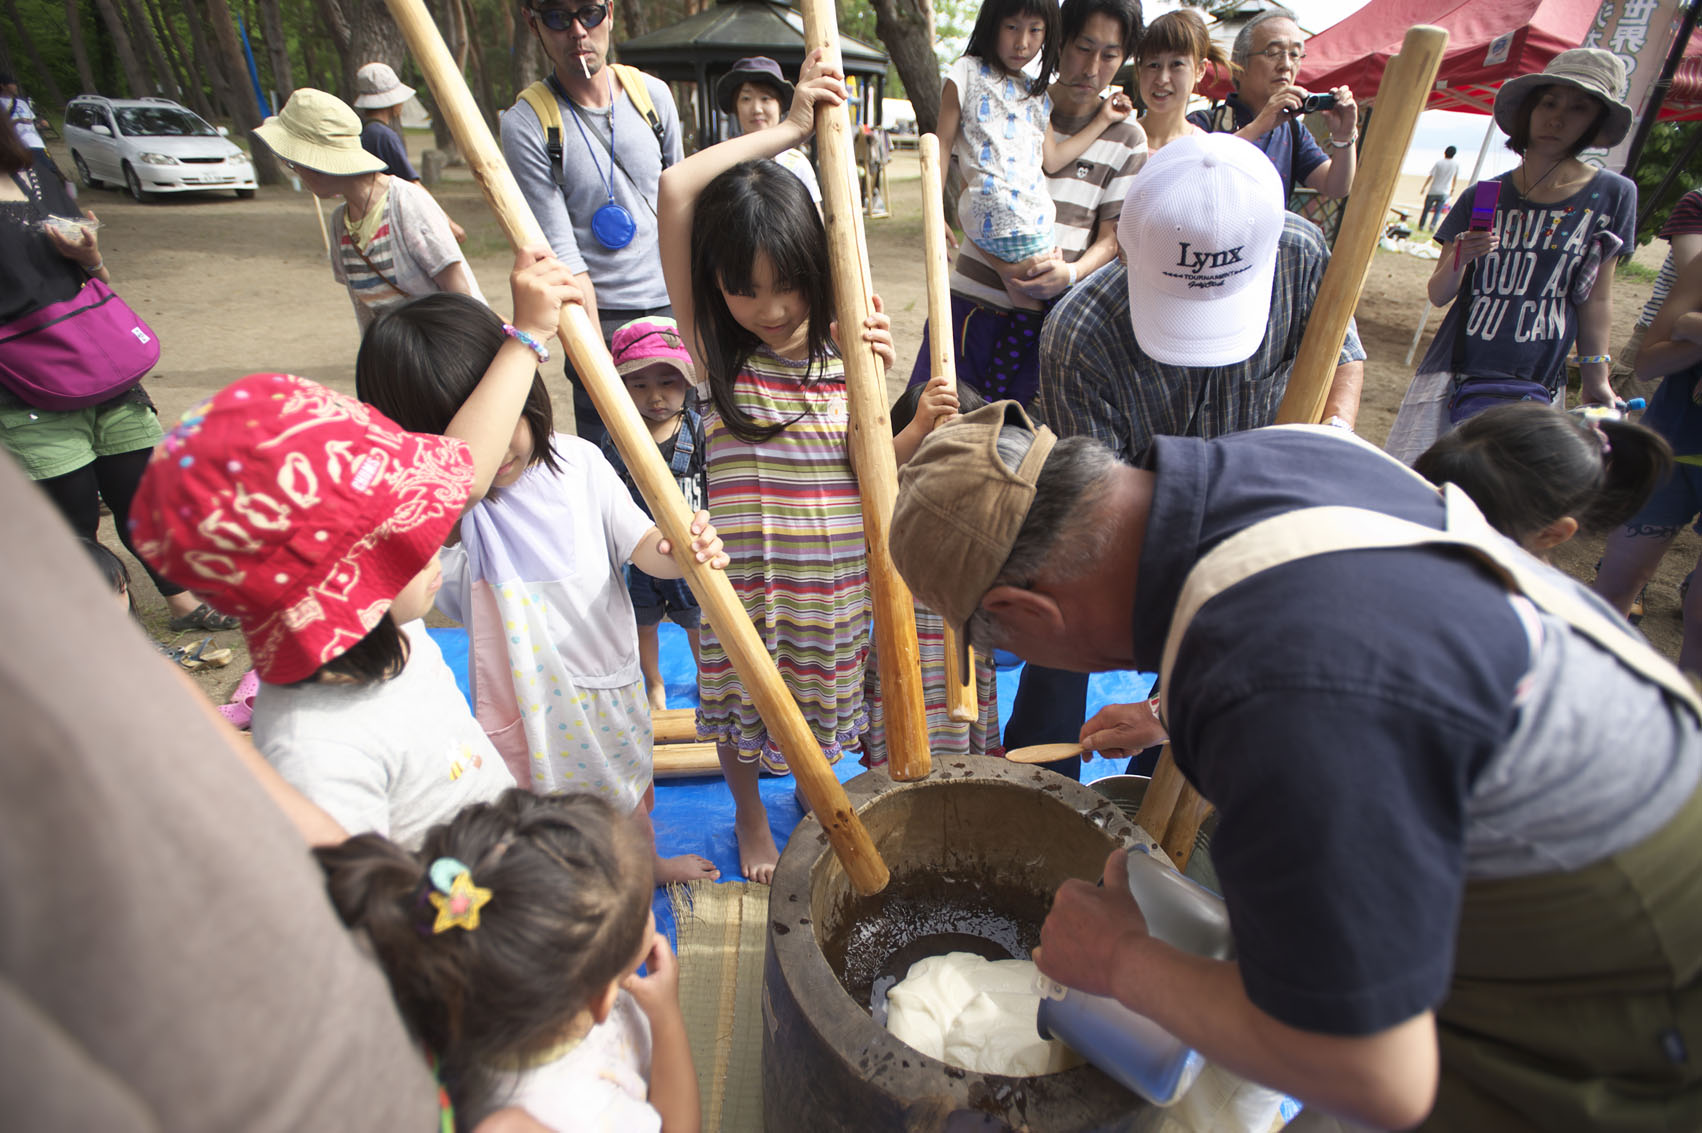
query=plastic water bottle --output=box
[1035,846,1233,1106]
[1570,398,1646,423]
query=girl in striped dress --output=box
[658,51,895,882]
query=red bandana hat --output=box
[130,373,474,683]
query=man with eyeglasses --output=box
[501,0,684,449]
[1189,7,1357,203]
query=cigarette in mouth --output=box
[580,55,591,78]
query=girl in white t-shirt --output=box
[937,0,1131,309]
[128,372,516,851]
[356,249,727,884]
[317,789,698,1131]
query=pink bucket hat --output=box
[610,316,695,386]
[130,373,474,683]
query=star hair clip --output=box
[426,856,492,934]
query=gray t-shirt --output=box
[252,619,516,849]
[1464,593,1700,878]
[501,71,684,310]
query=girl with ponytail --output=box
[1415,400,1672,555]
[316,789,699,1131]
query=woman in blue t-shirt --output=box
[1386,49,1637,464]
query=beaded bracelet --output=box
[1577,353,1611,365]
[501,323,550,364]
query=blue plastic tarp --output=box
[426,625,1155,944]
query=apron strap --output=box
[1158,426,1701,726]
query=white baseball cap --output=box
[1116,133,1285,367]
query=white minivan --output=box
[63,95,257,201]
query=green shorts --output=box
[0,400,162,481]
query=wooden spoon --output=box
[1003,742,1087,765]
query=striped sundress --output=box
[695,348,873,772]
[864,604,1002,761]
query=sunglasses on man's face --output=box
[533,3,608,31]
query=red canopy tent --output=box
[1264,0,1702,120]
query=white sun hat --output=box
[352,62,416,110]
[253,88,387,176]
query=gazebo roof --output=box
[617,0,889,76]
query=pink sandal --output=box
[217,669,259,730]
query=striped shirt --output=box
[1036,213,1365,459]
[949,114,1147,308]
[695,349,872,770]
[329,177,482,331]
[1638,189,1702,327]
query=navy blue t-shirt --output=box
[1188,95,1327,202]
[1415,169,1637,393]
[360,120,419,181]
[1133,429,1530,1036]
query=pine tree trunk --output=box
[257,0,293,100]
[872,0,942,135]
[511,2,543,92]
[4,0,67,104]
[144,0,210,115]
[309,0,353,91]
[301,32,322,92]
[64,0,98,93]
[422,0,463,158]
[121,0,173,96]
[617,0,646,38]
[90,0,149,96]
[463,0,499,130]
[204,0,282,183]
[346,0,404,93]
[186,0,238,123]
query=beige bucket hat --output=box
[1493,48,1633,149]
[253,88,386,176]
[352,62,416,110]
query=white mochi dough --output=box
[884,952,1083,1077]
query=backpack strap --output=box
[610,63,671,168]
[1288,117,1300,200]
[518,80,567,190]
[1156,425,1702,727]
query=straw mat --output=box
[670,880,770,1132]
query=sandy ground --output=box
[52,140,1689,709]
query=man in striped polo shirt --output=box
[907,0,1147,407]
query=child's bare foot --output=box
[647,682,669,713]
[655,851,719,884]
[735,813,781,884]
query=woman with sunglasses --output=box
[254,89,483,333]
[502,0,684,450]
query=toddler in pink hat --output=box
[131,373,515,848]
[605,315,708,712]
